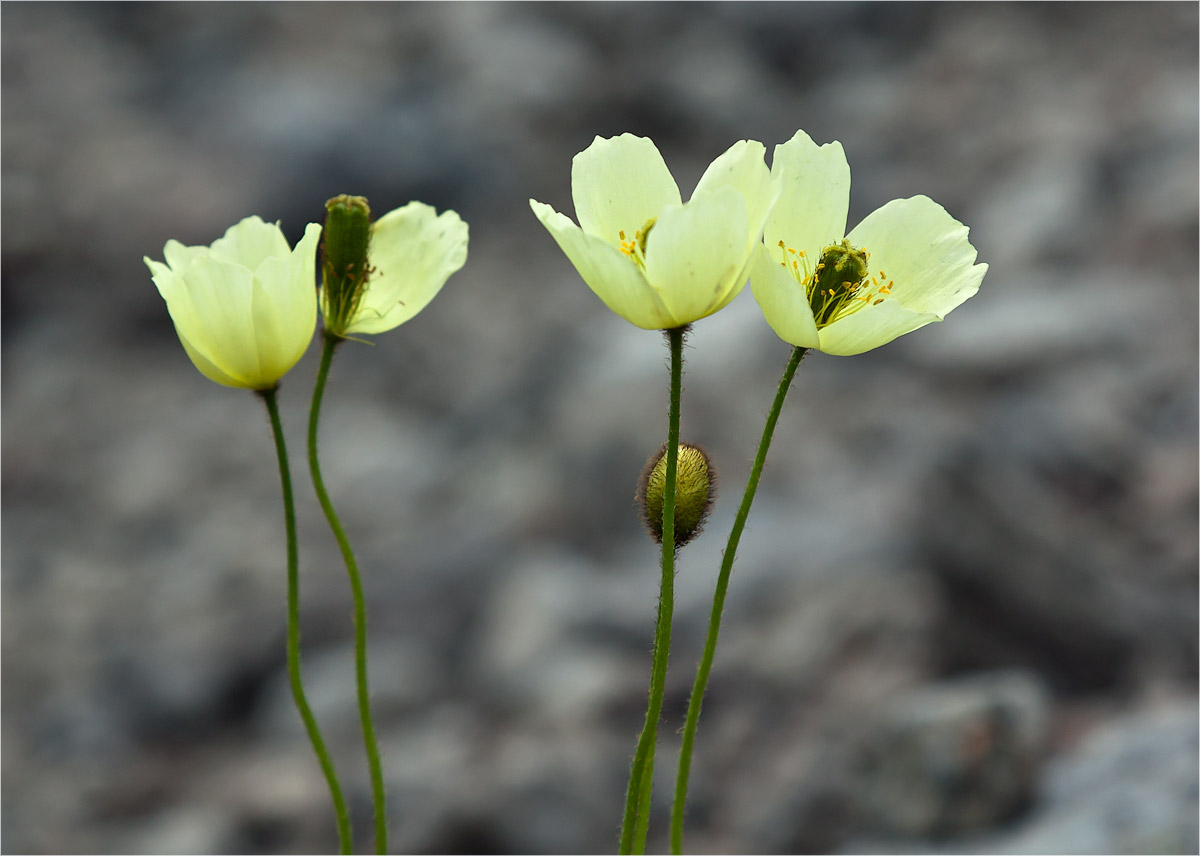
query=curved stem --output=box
[259,386,354,855]
[670,345,808,854]
[620,325,686,855]
[308,335,389,855]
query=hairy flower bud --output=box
[636,443,717,548]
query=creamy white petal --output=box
[572,134,682,249]
[642,188,749,326]
[692,139,776,255]
[209,215,291,270]
[749,243,820,348]
[148,255,210,362]
[145,256,184,301]
[847,196,986,318]
[709,252,756,317]
[246,268,298,387]
[274,222,320,360]
[765,130,850,266]
[531,199,674,330]
[175,326,250,388]
[253,255,315,378]
[816,299,940,356]
[147,256,250,385]
[180,253,261,386]
[161,240,207,275]
[285,222,322,320]
[348,203,468,336]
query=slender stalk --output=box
[670,345,808,854]
[259,386,354,855]
[619,326,686,855]
[308,334,389,855]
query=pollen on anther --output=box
[873,298,884,305]
[619,230,626,240]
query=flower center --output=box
[619,218,657,272]
[776,238,893,327]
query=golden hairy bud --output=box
[636,443,717,548]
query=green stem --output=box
[259,386,354,855]
[619,326,686,855]
[669,345,808,854]
[308,334,389,855]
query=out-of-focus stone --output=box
[978,702,1199,855]
[919,359,1198,691]
[853,671,1051,838]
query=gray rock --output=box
[986,702,1199,855]
[854,671,1051,838]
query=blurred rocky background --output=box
[2,3,1196,854]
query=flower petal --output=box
[246,268,299,386]
[530,198,674,329]
[765,129,850,265]
[210,215,292,270]
[178,253,262,386]
[145,256,184,301]
[847,195,986,318]
[749,243,820,348]
[148,255,249,387]
[348,203,468,335]
[176,325,250,388]
[252,264,314,380]
[571,134,682,248]
[641,188,749,326]
[287,221,323,316]
[816,299,940,356]
[692,139,776,256]
[162,240,207,274]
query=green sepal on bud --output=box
[636,442,717,548]
[810,238,869,327]
[321,194,373,338]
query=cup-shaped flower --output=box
[319,199,469,338]
[144,216,321,390]
[750,130,987,355]
[530,133,777,330]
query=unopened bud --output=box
[636,443,717,548]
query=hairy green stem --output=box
[619,326,686,855]
[670,345,808,854]
[259,386,354,855]
[308,335,389,854]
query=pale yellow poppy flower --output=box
[750,130,987,355]
[321,200,469,338]
[145,216,321,390]
[530,133,776,330]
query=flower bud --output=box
[321,194,373,337]
[636,443,717,547]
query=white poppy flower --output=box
[530,133,776,330]
[321,199,468,338]
[145,216,321,390]
[750,130,987,355]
